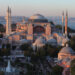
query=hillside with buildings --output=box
[0,6,75,75]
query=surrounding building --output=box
[58,44,75,61]
[58,44,75,75]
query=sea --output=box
[0,16,75,30]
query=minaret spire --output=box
[62,11,64,35]
[65,10,68,37]
[6,6,12,35]
[7,6,9,12]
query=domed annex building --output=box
[58,45,75,60]
[58,44,75,68]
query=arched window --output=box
[33,26,45,34]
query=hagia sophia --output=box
[5,7,69,48]
[4,7,75,69]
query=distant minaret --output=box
[22,16,25,23]
[6,6,12,35]
[65,11,68,37]
[62,11,64,35]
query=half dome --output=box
[33,37,46,47]
[19,39,28,44]
[47,38,57,46]
[47,38,57,43]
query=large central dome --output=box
[29,14,48,23]
[30,14,46,20]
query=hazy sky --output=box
[0,0,75,17]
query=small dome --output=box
[19,39,28,44]
[46,38,57,46]
[59,46,74,54]
[47,38,57,43]
[29,14,48,23]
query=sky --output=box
[0,0,75,17]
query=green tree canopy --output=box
[11,23,16,31]
[69,36,75,51]
[20,43,30,51]
[55,25,75,33]
[43,44,62,57]
[71,59,75,75]
[52,65,63,75]
[20,43,33,56]
[55,25,62,29]
[49,21,55,25]
[0,71,4,75]
[1,43,11,56]
[0,24,5,33]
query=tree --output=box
[0,71,4,75]
[20,43,30,51]
[11,23,16,31]
[71,59,75,75]
[20,43,33,56]
[1,43,11,56]
[0,34,3,38]
[6,43,11,49]
[52,65,63,75]
[2,44,5,49]
[49,21,55,25]
[36,47,46,57]
[55,25,62,29]
[19,71,24,75]
[12,45,16,50]
[55,25,75,33]
[43,44,62,57]
[14,58,21,66]
[6,43,11,56]
[0,57,4,62]
[0,24,5,33]
[69,36,75,51]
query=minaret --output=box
[65,11,68,37]
[62,11,64,35]
[22,16,25,23]
[6,60,12,72]
[6,6,12,35]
